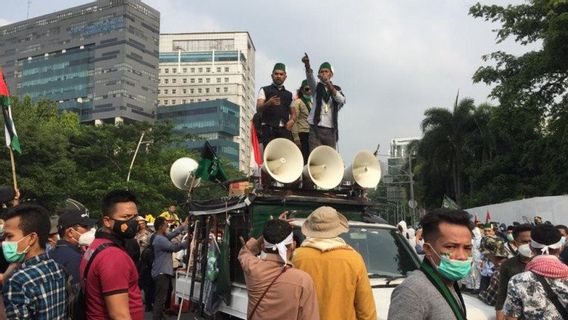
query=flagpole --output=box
[8,148,18,191]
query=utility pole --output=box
[408,148,416,222]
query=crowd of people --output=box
[393,213,568,320]
[0,189,191,320]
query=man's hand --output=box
[286,119,294,131]
[181,216,189,227]
[266,96,281,106]
[302,52,311,71]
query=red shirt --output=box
[79,237,143,320]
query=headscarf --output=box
[263,232,293,264]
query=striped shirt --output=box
[3,253,66,320]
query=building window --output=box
[157,89,161,94]
[190,89,194,94]
[206,78,210,83]
[190,99,195,102]
[164,100,168,104]
[183,89,187,94]
[198,78,203,83]
[198,99,202,102]
[224,87,228,93]
[224,67,229,72]
[183,99,186,103]
[183,68,187,73]
[198,88,202,93]
[217,67,221,73]
[164,79,169,84]
[157,100,161,104]
[172,100,176,104]
[216,78,221,83]
[224,77,229,83]
[191,67,195,73]
[216,87,220,93]
[205,88,210,93]
[164,89,168,94]
[198,67,203,73]
[172,68,177,74]
[183,78,187,83]
[206,67,210,72]
[172,78,176,84]
[190,78,195,83]
[159,68,162,74]
[165,68,169,73]
[172,89,176,94]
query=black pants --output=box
[299,132,310,164]
[260,125,293,147]
[152,274,172,320]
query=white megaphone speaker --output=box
[263,138,304,183]
[344,151,382,188]
[170,157,201,190]
[304,145,344,189]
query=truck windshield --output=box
[339,226,419,278]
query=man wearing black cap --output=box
[256,63,297,147]
[50,205,96,286]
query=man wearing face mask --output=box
[50,207,96,287]
[389,209,473,320]
[494,224,532,320]
[2,204,66,319]
[80,190,143,320]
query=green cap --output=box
[273,63,286,73]
[319,62,333,73]
[301,80,308,87]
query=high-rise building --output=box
[385,136,420,203]
[0,0,160,124]
[158,32,255,172]
[157,99,240,168]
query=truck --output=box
[174,187,495,319]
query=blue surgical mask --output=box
[561,237,566,246]
[427,243,472,281]
[2,234,31,263]
[507,233,514,242]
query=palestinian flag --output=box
[0,70,21,154]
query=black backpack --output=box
[140,234,156,268]
[74,242,117,320]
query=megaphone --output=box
[344,151,382,188]
[263,138,304,183]
[170,157,201,190]
[304,146,344,189]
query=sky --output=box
[0,0,531,163]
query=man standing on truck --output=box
[292,206,376,320]
[239,218,319,320]
[256,63,297,147]
[388,209,472,320]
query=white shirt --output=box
[305,70,346,128]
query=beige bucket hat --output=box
[301,206,349,238]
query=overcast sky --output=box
[1,0,529,163]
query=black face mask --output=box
[111,217,139,239]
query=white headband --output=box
[531,239,563,255]
[264,232,293,264]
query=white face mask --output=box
[0,224,4,234]
[78,228,96,246]
[418,239,424,247]
[518,243,533,258]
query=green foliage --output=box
[1,98,244,217]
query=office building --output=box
[158,32,255,171]
[385,136,420,203]
[0,0,160,124]
[157,99,240,168]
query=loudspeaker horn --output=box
[344,150,382,188]
[304,145,345,189]
[263,138,304,183]
[170,157,201,190]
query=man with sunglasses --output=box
[256,63,297,147]
[292,80,313,162]
[301,53,346,150]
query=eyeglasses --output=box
[303,87,311,92]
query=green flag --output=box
[442,195,459,209]
[195,141,227,183]
[0,71,21,154]
[216,222,232,304]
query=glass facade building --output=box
[157,99,241,168]
[0,0,160,124]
